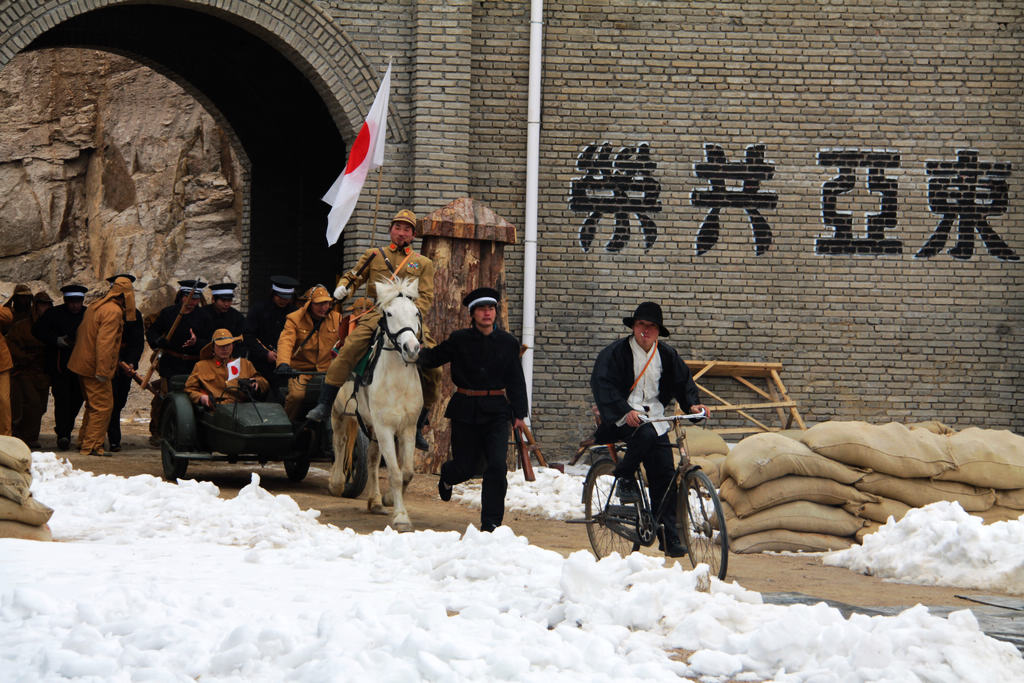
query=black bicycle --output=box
[579,411,729,580]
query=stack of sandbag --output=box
[677,425,730,486]
[0,435,54,541]
[719,420,1024,554]
[719,432,872,553]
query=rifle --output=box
[141,277,202,391]
[120,361,160,396]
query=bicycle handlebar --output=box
[638,409,708,423]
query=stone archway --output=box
[0,0,396,305]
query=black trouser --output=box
[442,417,510,531]
[107,371,132,446]
[610,422,681,545]
[50,371,83,440]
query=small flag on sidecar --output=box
[227,358,241,381]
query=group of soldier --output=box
[0,208,534,532]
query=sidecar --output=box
[158,376,303,481]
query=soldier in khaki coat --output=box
[67,277,136,455]
[185,328,268,408]
[274,285,342,420]
[305,209,441,450]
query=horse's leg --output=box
[366,438,386,514]
[398,419,417,499]
[376,425,412,531]
[327,415,351,497]
[328,383,356,497]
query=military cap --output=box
[106,273,136,283]
[60,284,88,299]
[177,279,207,297]
[269,275,299,297]
[209,283,238,299]
[462,287,500,313]
[391,209,417,231]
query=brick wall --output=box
[465,0,1023,452]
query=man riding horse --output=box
[306,209,440,451]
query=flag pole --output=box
[372,167,383,230]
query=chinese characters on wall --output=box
[568,143,1018,262]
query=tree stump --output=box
[417,197,516,473]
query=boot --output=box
[415,408,430,450]
[306,382,341,422]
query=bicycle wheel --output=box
[677,468,729,580]
[583,457,640,559]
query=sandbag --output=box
[907,420,956,435]
[853,472,995,512]
[722,499,866,538]
[0,495,54,526]
[720,475,879,518]
[0,435,32,474]
[722,432,867,489]
[972,505,1023,525]
[843,496,911,525]
[690,454,727,487]
[995,488,1024,510]
[680,426,730,457]
[0,465,31,505]
[934,428,1024,490]
[730,529,855,554]
[0,520,52,541]
[800,421,955,478]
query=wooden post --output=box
[417,198,517,473]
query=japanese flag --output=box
[226,358,242,381]
[323,61,392,246]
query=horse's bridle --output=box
[378,292,422,355]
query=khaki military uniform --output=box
[0,307,12,435]
[185,357,268,406]
[276,304,343,419]
[67,278,135,455]
[326,244,441,407]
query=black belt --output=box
[456,388,506,397]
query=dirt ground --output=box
[35,409,1017,613]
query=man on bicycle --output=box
[590,301,708,557]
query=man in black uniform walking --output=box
[243,275,299,402]
[104,274,145,452]
[418,287,528,532]
[32,284,87,450]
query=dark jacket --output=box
[419,326,528,423]
[119,310,145,367]
[591,336,700,429]
[32,303,86,377]
[194,305,247,352]
[146,305,204,377]
[243,298,296,371]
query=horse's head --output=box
[375,277,422,363]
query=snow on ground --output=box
[824,500,1024,594]
[2,453,1023,682]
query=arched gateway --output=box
[0,0,401,295]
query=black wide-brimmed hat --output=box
[623,301,670,337]
[462,287,500,313]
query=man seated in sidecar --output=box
[186,328,269,409]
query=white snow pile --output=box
[824,500,1024,595]
[0,453,1021,682]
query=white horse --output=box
[328,277,423,531]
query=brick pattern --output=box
[2,1,1020,455]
